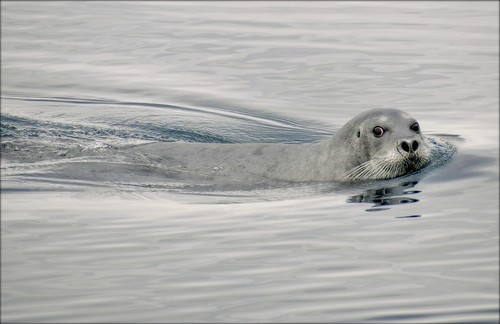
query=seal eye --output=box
[372,126,385,138]
[410,122,420,133]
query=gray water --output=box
[1,1,499,323]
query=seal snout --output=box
[400,140,419,154]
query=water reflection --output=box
[347,180,421,216]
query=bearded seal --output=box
[128,108,433,183]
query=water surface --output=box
[1,2,499,323]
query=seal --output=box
[128,108,432,183]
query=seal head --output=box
[327,109,432,181]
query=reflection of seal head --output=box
[321,108,432,181]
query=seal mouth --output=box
[343,152,430,181]
[401,156,425,174]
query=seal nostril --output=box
[412,140,419,151]
[401,141,410,152]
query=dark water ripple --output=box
[1,94,331,144]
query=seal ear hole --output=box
[357,130,361,138]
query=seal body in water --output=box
[127,108,432,183]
